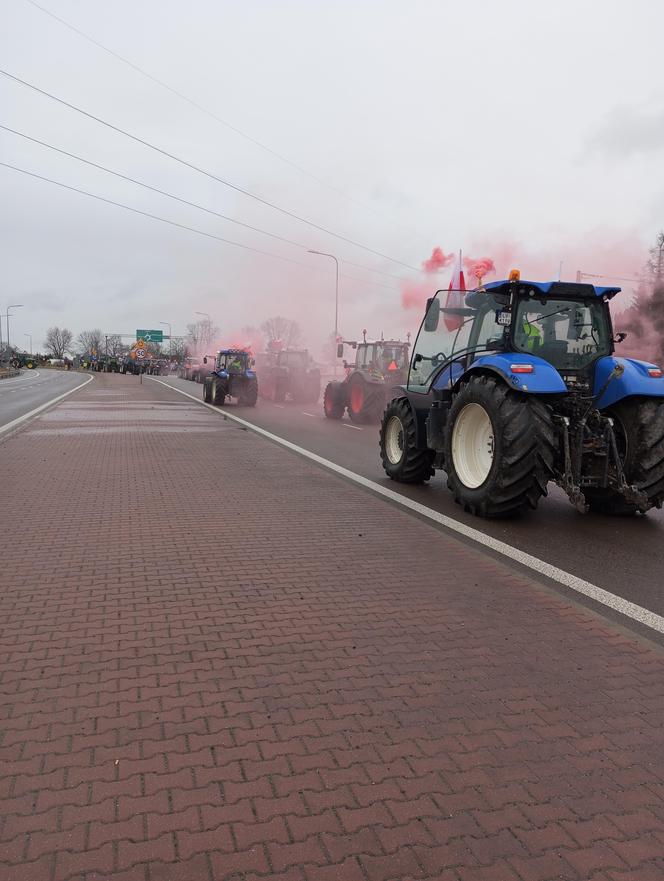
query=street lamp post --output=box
[308,250,339,377]
[195,311,212,354]
[24,333,32,354]
[5,304,23,349]
[159,321,172,357]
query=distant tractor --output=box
[203,349,258,407]
[379,272,664,517]
[324,335,410,423]
[259,349,321,403]
[9,352,37,369]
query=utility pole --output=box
[308,250,339,377]
[159,321,172,357]
[5,304,24,349]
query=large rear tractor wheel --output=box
[380,398,435,483]
[239,377,258,407]
[586,397,664,515]
[323,381,345,419]
[203,377,213,404]
[348,376,384,424]
[444,375,555,518]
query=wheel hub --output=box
[451,403,494,489]
[384,415,404,464]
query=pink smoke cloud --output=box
[422,247,454,273]
[463,256,496,281]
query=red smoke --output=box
[401,247,495,311]
[401,246,455,311]
[463,256,496,281]
[422,247,453,273]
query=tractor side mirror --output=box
[336,343,344,358]
[613,332,627,344]
[424,298,440,332]
[203,356,208,364]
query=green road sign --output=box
[136,329,163,342]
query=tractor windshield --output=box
[279,351,308,367]
[408,293,505,390]
[379,345,408,372]
[218,353,247,372]
[513,297,611,369]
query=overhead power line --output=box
[0,161,399,291]
[22,0,428,245]
[0,68,420,273]
[0,123,406,283]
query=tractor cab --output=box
[208,349,252,374]
[408,277,618,396]
[342,339,409,378]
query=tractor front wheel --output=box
[444,375,555,518]
[380,398,434,483]
[348,376,384,424]
[323,382,344,419]
[203,377,213,404]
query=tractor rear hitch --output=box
[554,415,588,513]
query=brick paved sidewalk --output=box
[1,374,664,881]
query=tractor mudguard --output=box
[458,353,567,394]
[432,362,465,391]
[594,356,664,409]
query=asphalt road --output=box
[155,373,664,622]
[0,368,89,430]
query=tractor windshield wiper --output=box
[527,306,570,325]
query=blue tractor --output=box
[202,348,258,407]
[379,272,664,517]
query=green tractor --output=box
[324,335,410,423]
[9,351,38,370]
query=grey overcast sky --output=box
[2,0,663,353]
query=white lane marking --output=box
[0,374,94,437]
[302,411,317,417]
[273,404,285,409]
[148,377,664,636]
[0,369,41,384]
[342,423,363,431]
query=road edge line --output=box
[0,373,94,437]
[148,377,664,636]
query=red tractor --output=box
[323,334,410,423]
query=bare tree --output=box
[647,231,664,281]
[260,316,302,348]
[77,328,104,356]
[105,334,126,358]
[44,327,73,359]
[186,318,218,354]
[170,337,186,359]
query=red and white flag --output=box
[444,251,466,332]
